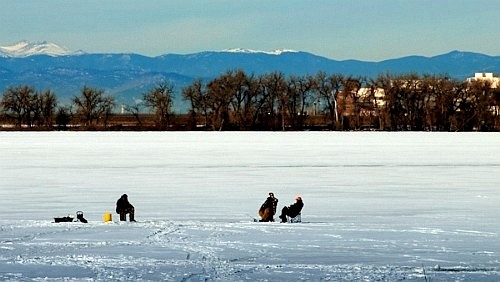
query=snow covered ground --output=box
[0,131,499,281]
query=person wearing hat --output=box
[116,194,136,222]
[258,192,279,222]
[279,196,303,223]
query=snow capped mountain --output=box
[222,48,299,55]
[0,40,82,57]
[1,42,500,108]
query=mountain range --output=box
[1,41,500,110]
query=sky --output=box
[1,0,499,61]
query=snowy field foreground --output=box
[0,132,499,281]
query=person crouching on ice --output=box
[259,192,278,222]
[279,196,303,223]
[116,194,136,222]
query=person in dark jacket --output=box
[279,196,303,223]
[258,192,278,222]
[116,194,136,222]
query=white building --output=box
[467,72,500,88]
[357,87,386,107]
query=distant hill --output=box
[1,41,500,111]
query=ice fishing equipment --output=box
[54,216,74,223]
[104,212,112,222]
[287,213,302,223]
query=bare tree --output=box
[1,85,36,127]
[466,79,496,131]
[35,90,57,128]
[341,76,362,130]
[247,74,272,129]
[143,82,174,130]
[205,71,236,130]
[122,98,145,128]
[182,79,211,129]
[73,86,115,127]
[313,72,343,130]
[55,105,72,130]
[286,75,314,130]
[423,76,456,131]
[260,72,287,130]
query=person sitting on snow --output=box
[76,211,88,223]
[258,192,278,222]
[116,194,136,222]
[279,196,303,223]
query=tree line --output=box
[1,71,499,131]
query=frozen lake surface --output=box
[0,132,499,281]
